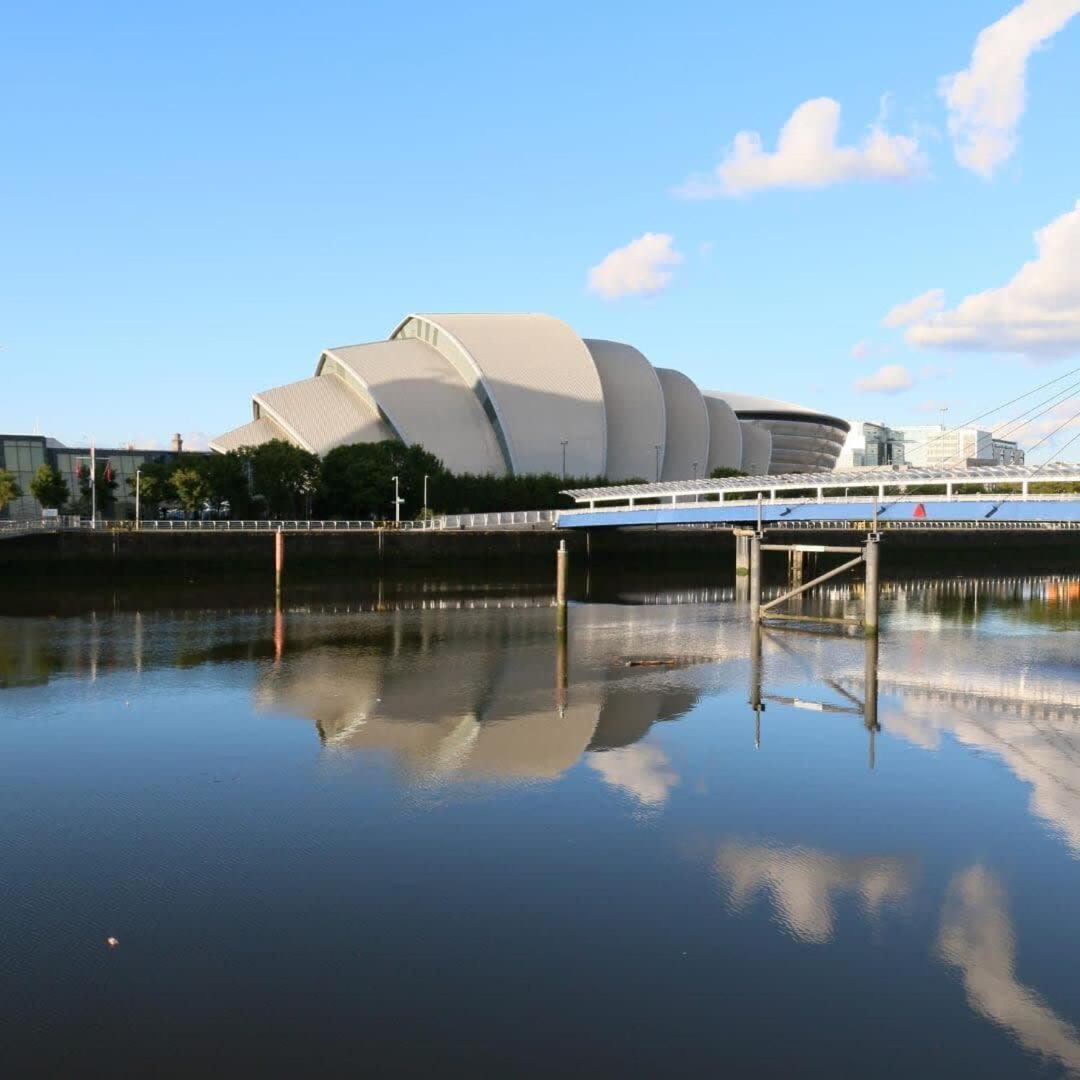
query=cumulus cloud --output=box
[854,364,915,394]
[677,97,925,198]
[940,0,1080,178]
[882,288,945,328]
[903,200,1080,361]
[587,233,683,299]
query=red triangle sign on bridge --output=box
[913,502,927,518]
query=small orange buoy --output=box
[106,937,119,948]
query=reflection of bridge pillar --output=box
[864,634,879,769]
[749,624,764,748]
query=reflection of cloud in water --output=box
[939,865,1080,1074]
[715,842,912,944]
[882,697,1080,856]
[588,745,679,807]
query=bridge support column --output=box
[788,548,804,587]
[734,531,751,577]
[749,534,762,625]
[864,536,880,637]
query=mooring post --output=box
[864,535,880,636]
[749,533,762,624]
[274,528,284,599]
[556,538,568,631]
[788,548,804,587]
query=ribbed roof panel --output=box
[655,368,710,481]
[405,314,606,477]
[322,338,506,476]
[255,371,394,456]
[584,339,666,482]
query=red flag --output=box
[913,502,927,519]
[103,462,113,482]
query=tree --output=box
[318,440,447,519]
[0,469,22,512]
[126,457,178,516]
[75,463,118,519]
[29,463,69,510]
[171,467,210,516]
[199,451,254,517]
[710,467,747,479]
[249,440,321,518]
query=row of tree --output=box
[1,439,623,520]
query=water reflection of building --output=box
[255,606,721,790]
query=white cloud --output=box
[850,338,872,359]
[940,0,1080,178]
[903,200,1080,361]
[854,364,915,394]
[587,233,683,299]
[677,97,925,198]
[588,744,679,807]
[882,288,945,328]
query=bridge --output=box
[558,463,1080,530]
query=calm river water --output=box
[1,574,1078,1076]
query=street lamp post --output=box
[392,475,401,524]
[90,440,96,529]
[135,468,141,531]
[423,474,428,520]
[654,445,661,482]
[560,440,568,481]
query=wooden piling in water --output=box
[274,529,284,598]
[556,538,568,630]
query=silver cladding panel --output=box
[410,314,606,478]
[210,415,291,454]
[702,393,743,473]
[255,371,394,456]
[583,339,666,482]
[322,338,507,476]
[754,420,847,474]
[739,421,772,475]
[655,367,710,481]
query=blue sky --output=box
[3,1,1079,457]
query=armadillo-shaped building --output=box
[212,313,848,478]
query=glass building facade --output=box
[0,434,201,520]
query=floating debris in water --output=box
[105,937,119,948]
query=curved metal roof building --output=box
[713,392,850,475]
[212,314,847,478]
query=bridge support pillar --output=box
[787,548,804,587]
[864,536,880,637]
[734,531,751,577]
[749,534,762,625]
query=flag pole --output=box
[91,439,96,529]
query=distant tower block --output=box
[171,433,184,453]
